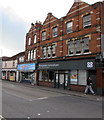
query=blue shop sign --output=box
[17,63,36,71]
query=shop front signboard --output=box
[38,59,95,70]
[17,63,36,71]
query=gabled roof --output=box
[2,51,25,61]
[2,57,10,61]
[43,13,58,26]
[66,0,90,16]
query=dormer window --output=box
[66,21,73,33]
[52,27,58,37]
[83,14,91,28]
[42,31,46,41]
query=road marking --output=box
[0,115,5,119]
[37,97,48,100]
[46,110,50,113]
[29,97,48,101]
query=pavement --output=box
[18,82,103,102]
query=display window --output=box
[39,70,54,82]
[70,70,87,85]
[70,70,78,84]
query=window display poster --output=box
[70,70,78,84]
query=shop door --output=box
[55,73,68,89]
[59,74,65,88]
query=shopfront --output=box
[38,59,96,92]
[17,63,36,84]
[2,69,17,81]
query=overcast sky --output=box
[0,0,102,57]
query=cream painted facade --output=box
[2,59,18,81]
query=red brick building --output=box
[24,0,104,95]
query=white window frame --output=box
[82,37,89,53]
[66,21,73,33]
[51,44,56,57]
[47,46,51,58]
[28,38,31,45]
[68,41,75,55]
[13,61,15,67]
[19,57,24,62]
[42,31,46,41]
[52,27,58,37]
[42,47,47,58]
[33,49,36,60]
[83,14,91,28]
[34,35,36,43]
[28,51,31,61]
[75,40,82,54]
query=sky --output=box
[0,0,102,57]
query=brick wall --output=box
[25,1,102,62]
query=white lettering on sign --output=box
[87,62,93,68]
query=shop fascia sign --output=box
[17,63,36,71]
[39,63,59,69]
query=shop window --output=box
[39,71,43,81]
[49,71,54,82]
[78,70,87,85]
[68,41,75,55]
[83,14,91,28]
[2,72,6,76]
[82,37,89,53]
[66,21,73,33]
[39,70,54,82]
[28,38,31,45]
[42,71,49,81]
[70,70,78,84]
[42,31,46,41]
[55,73,58,83]
[10,72,13,76]
[70,70,87,85]
[52,27,58,37]
[75,40,82,54]
[34,35,36,43]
